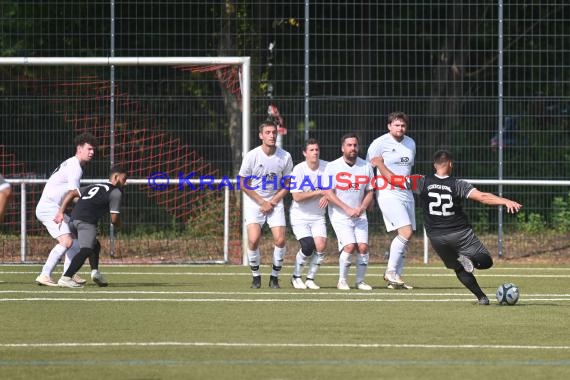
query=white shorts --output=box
[35,202,72,239]
[330,217,368,252]
[377,196,416,232]
[243,196,286,228]
[291,218,327,240]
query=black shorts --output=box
[428,228,490,270]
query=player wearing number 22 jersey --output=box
[409,150,522,305]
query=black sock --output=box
[455,268,486,299]
[64,248,93,277]
[88,240,101,270]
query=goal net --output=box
[0,57,250,264]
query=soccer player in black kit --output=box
[375,150,522,305]
[54,166,128,288]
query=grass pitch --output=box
[1,264,569,380]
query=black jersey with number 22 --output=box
[417,174,474,235]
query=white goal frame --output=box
[0,57,251,264]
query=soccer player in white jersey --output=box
[367,111,416,289]
[239,120,293,289]
[35,133,98,286]
[289,138,328,290]
[323,133,375,290]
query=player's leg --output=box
[35,206,74,285]
[246,223,263,288]
[290,223,313,289]
[89,241,108,286]
[430,232,489,304]
[62,221,86,284]
[354,219,372,290]
[268,225,286,288]
[243,197,266,288]
[58,221,99,288]
[291,235,314,289]
[306,221,327,289]
[379,198,415,287]
[332,219,357,290]
[267,203,287,289]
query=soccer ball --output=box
[495,283,520,305]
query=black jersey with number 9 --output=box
[71,183,123,225]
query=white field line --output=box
[1,297,569,303]
[1,290,570,298]
[1,341,569,350]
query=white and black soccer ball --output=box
[496,283,520,305]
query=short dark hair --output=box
[109,165,128,177]
[74,132,98,148]
[303,138,320,151]
[387,111,410,126]
[258,119,278,133]
[341,133,359,145]
[433,149,453,165]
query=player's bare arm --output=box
[468,189,523,214]
[269,178,291,206]
[291,189,323,202]
[370,155,400,186]
[240,175,271,208]
[323,188,359,217]
[358,189,375,216]
[53,189,80,224]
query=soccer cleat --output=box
[251,276,261,289]
[384,271,404,286]
[355,281,372,291]
[72,274,87,285]
[458,254,474,273]
[91,271,108,287]
[478,296,490,305]
[305,279,320,290]
[269,275,280,289]
[57,276,84,288]
[401,283,414,290]
[291,276,307,289]
[35,274,58,287]
[337,279,350,290]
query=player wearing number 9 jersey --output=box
[376,149,522,305]
[54,166,128,288]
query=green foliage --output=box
[551,192,570,233]
[516,211,546,233]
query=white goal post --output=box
[0,56,251,264]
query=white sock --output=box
[271,246,286,277]
[396,252,407,276]
[63,240,80,273]
[386,235,408,273]
[355,252,369,283]
[41,244,67,277]
[307,252,325,280]
[338,251,352,281]
[91,269,99,277]
[293,249,309,277]
[247,249,261,276]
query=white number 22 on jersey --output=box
[428,192,455,216]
